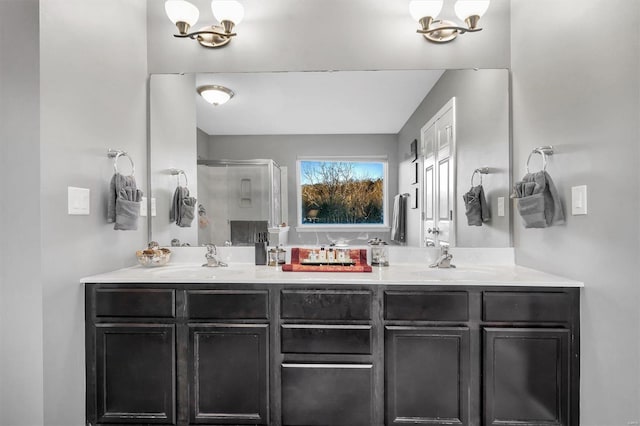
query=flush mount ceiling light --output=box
[198,85,235,106]
[410,0,489,43]
[165,0,244,48]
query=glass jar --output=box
[277,247,286,265]
[368,238,389,266]
[268,248,278,266]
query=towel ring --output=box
[526,146,554,173]
[471,167,490,187]
[107,149,135,176]
[170,169,188,187]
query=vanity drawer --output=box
[281,325,372,354]
[187,290,269,320]
[95,288,175,318]
[281,290,372,321]
[483,291,572,323]
[385,291,469,321]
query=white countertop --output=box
[81,260,583,287]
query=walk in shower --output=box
[197,159,285,246]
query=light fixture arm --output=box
[171,23,237,48]
[173,28,237,39]
[415,17,483,43]
[416,22,483,35]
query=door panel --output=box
[421,98,455,247]
[188,324,268,424]
[96,324,175,424]
[386,327,469,425]
[484,328,569,426]
[281,363,373,426]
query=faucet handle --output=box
[205,243,217,255]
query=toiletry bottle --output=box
[328,248,335,262]
[318,247,326,262]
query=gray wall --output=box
[0,1,44,425]
[511,0,640,424]
[147,0,511,74]
[398,69,511,247]
[150,74,198,247]
[39,1,148,424]
[206,134,398,245]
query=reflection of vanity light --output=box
[165,0,244,48]
[409,0,490,43]
[197,85,235,106]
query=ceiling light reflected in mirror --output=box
[197,85,235,106]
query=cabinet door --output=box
[95,324,175,424]
[385,327,469,425]
[483,328,569,426]
[281,363,373,426]
[188,324,269,425]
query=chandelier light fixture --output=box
[409,0,490,43]
[197,85,235,106]
[165,0,244,48]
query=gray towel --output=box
[390,194,407,243]
[114,186,143,231]
[463,185,490,226]
[107,173,137,223]
[170,186,196,227]
[512,171,564,228]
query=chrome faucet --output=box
[202,244,228,267]
[429,245,456,269]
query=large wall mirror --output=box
[149,69,511,248]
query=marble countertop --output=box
[80,262,583,287]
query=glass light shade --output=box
[199,86,234,106]
[454,0,490,20]
[211,1,244,25]
[165,0,199,26]
[409,0,443,21]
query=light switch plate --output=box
[68,187,90,215]
[571,185,588,215]
[497,197,505,217]
[151,197,157,217]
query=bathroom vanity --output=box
[84,262,581,426]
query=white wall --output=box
[511,0,640,424]
[39,1,148,424]
[398,69,511,248]
[0,1,44,425]
[147,0,511,74]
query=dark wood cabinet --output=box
[483,328,570,426]
[385,326,469,425]
[86,284,579,426]
[188,324,269,424]
[94,324,176,424]
[281,363,373,426]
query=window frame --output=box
[295,156,390,232]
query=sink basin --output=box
[145,264,243,280]
[409,265,499,281]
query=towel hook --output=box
[471,167,490,187]
[107,149,135,176]
[526,146,554,173]
[170,168,188,187]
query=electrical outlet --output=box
[497,197,505,217]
